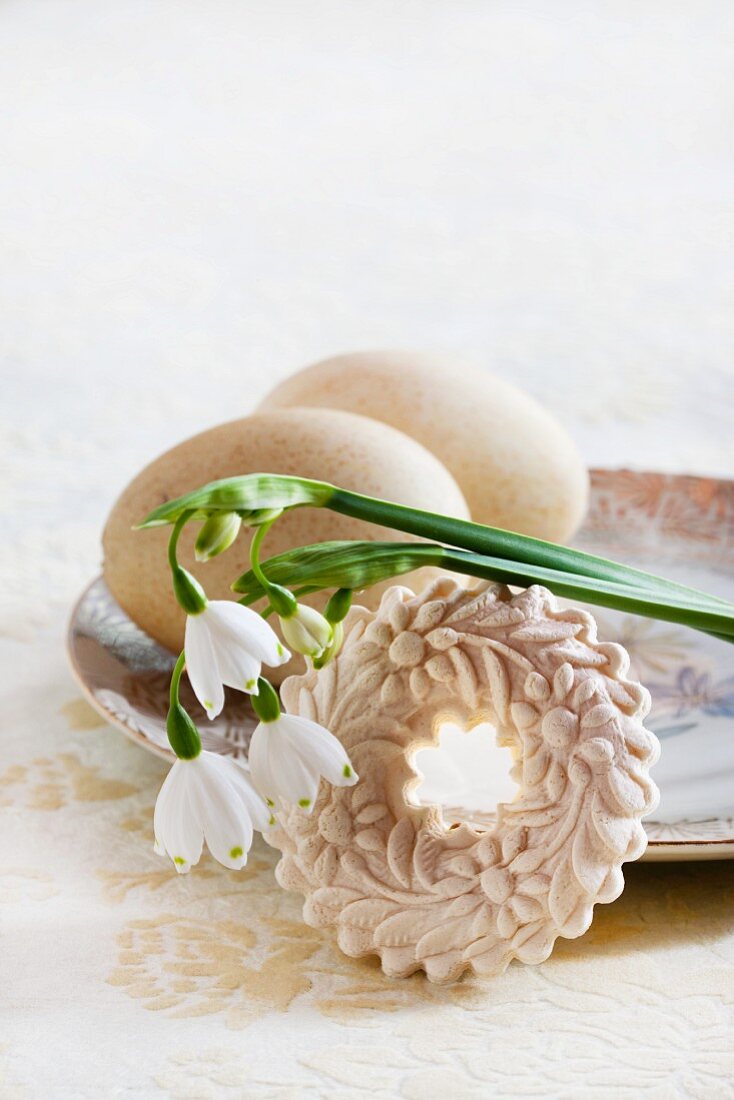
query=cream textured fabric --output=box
[2,2,734,1096]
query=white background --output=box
[2,2,734,575]
[1,5,734,1096]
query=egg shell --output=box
[260,351,589,542]
[102,407,469,681]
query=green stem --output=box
[249,520,275,592]
[168,510,193,573]
[169,650,187,709]
[437,548,734,637]
[236,538,734,640]
[239,584,319,611]
[328,488,731,611]
[167,508,207,615]
[247,520,298,618]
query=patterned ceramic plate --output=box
[67,469,734,862]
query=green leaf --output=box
[136,474,334,528]
[134,471,734,641]
[234,539,734,640]
[327,487,733,612]
[233,541,442,597]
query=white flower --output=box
[185,600,290,719]
[248,713,358,813]
[154,751,271,873]
[279,604,332,658]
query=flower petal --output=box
[154,762,204,873]
[277,713,358,787]
[185,614,224,720]
[212,642,261,696]
[223,758,273,832]
[248,724,279,806]
[280,605,331,658]
[153,763,179,854]
[192,755,254,870]
[274,745,320,810]
[207,601,290,667]
[265,720,321,809]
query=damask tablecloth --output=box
[2,2,734,1097]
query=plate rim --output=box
[66,568,734,862]
[64,576,734,858]
[66,579,175,764]
[66,462,734,858]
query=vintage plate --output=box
[67,469,734,861]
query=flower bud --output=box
[240,508,284,528]
[324,588,352,624]
[312,621,344,670]
[194,512,242,562]
[267,584,298,619]
[166,702,202,760]
[172,566,207,615]
[250,677,281,724]
[279,604,332,658]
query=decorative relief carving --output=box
[271,578,660,983]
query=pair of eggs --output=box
[103,351,588,680]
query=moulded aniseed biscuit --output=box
[102,407,470,682]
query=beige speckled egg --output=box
[260,351,589,542]
[102,407,469,681]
